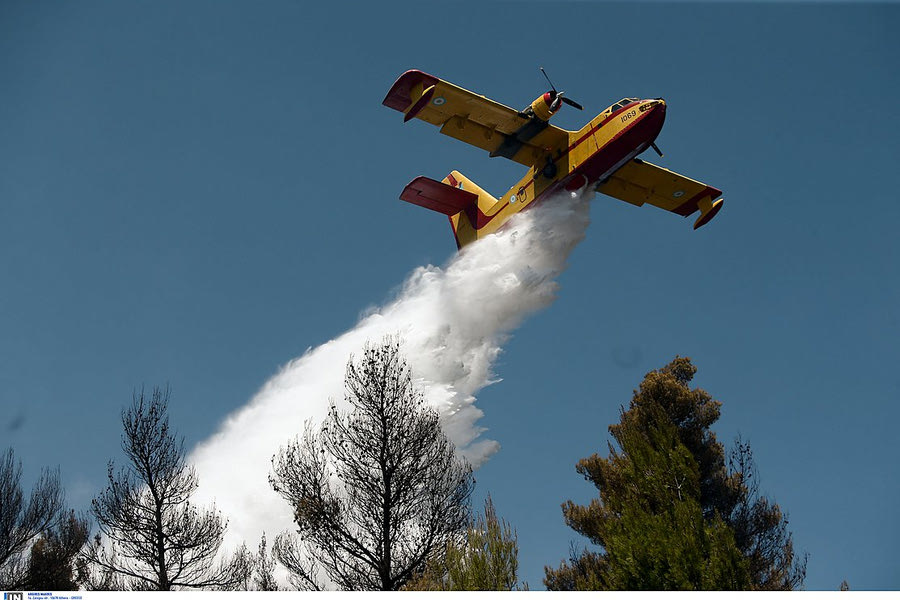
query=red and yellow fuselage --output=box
[384,70,723,249]
[449,98,667,247]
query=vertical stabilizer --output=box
[398,171,500,250]
[443,171,499,249]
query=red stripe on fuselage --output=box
[567,105,666,185]
[566,101,641,154]
[468,102,666,233]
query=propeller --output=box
[540,67,584,111]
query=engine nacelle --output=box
[529,91,562,122]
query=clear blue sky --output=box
[2,1,898,590]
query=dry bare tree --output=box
[84,386,251,590]
[270,339,475,590]
[252,532,278,591]
[0,447,82,588]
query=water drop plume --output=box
[190,189,592,548]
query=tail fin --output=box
[444,171,500,249]
[399,171,500,250]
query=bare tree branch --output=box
[0,447,69,589]
[84,386,248,590]
[270,338,474,590]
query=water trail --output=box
[190,189,592,548]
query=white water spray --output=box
[190,190,592,548]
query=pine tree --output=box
[545,357,805,590]
[252,533,278,591]
[0,447,83,590]
[25,510,89,590]
[270,339,474,590]
[84,386,251,590]
[405,496,524,590]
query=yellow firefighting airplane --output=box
[383,69,724,249]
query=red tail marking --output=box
[399,176,477,216]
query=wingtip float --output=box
[384,69,724,249]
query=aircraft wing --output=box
[383,70,569,168]
[598,159,724,229]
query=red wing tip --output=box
[383,69,440,111]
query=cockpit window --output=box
[605,98,639,114]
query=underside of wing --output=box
[598,159,724,229]
[383,70,569,168]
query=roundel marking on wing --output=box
[673,190,685,198]
[433,96,446,106]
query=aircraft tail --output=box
[399,170,499,250]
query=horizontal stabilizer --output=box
[399,176,478,216]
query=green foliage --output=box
[599,486,749,590]
[545,357,805,590]
[542,548,605,591]
[406,496,524,591]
